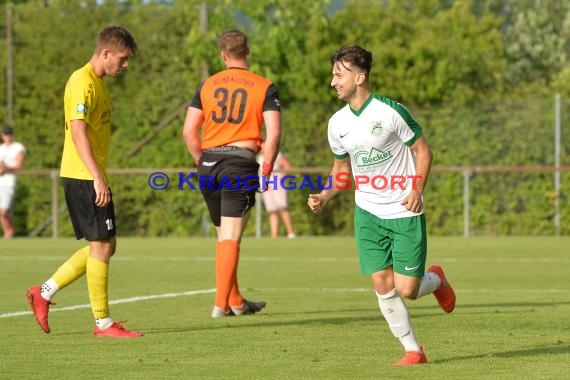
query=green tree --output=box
[504,0,570,85]
[3,0,568,236]
[332,0,505,106]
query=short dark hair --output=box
[96,25,137,55]
[331,46,373,77]
[3,125,13,135]
[217,29,249,58]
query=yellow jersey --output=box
[60,63,111,181]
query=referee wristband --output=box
[262,162,273,177]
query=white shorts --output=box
[0,186,15,210]
[261,186,288,212]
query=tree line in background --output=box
[0,0,569,237]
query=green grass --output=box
[1,237,569,379]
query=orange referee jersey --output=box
[189,68,280,149]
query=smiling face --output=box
[331,60,365,102]
[329,46,373,104]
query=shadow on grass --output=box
[143,313,383,335]
[44,299,570,337]
[40,299,570,337]
[410,299,570,311]
[431,343,570,364]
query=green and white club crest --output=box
[371,121,383,136]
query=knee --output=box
[395,283,421,300]
[371,272,395,294]
[396,287,416,300]
[109,238,117,256]
[100,238,117,258]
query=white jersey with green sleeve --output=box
[327,93,423,219]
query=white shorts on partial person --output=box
[0,185,15,210]
[261,185,288,212]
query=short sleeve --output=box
[263,83,280,112]
[65,73,93,124]
[15,142,26,155]
[189,82,205,110]
[392,102,423,146]
[328,119,349,159]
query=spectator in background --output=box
[0,125,26,239]
[259,147,296,238]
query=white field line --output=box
[2,287,570,320]
[0,256,569,263]
[0,288,215,319]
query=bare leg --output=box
[0,208,14,238]
[268,212,279,238]
[280,209,295,236]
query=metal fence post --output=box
[51,169,58,239]
[255,192,262,238]
[463,169,471,237]
[6,4,13,125]
[554,94,561,235]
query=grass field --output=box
[1,236,569,379]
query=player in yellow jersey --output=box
[26,25,141,338]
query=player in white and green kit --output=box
[308,46,456,366]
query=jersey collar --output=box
[349,93,375,117]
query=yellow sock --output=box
[86,256,110,319]
[52,246,88,289]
